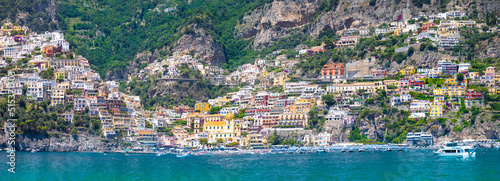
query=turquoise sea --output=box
[1,149,500,180]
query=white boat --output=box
[31,150,37,153]
[176,153,189,158]
[434,143,476,158]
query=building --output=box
[321,63,344,79]
[400,66,416,76]
[391,94,412,106]
[327,81,386,96]
[50,59,80,69]
[303,133,331,146]
[283,81,308,95]
[195,102,210,113]
[430,104,442,118]
[51,88,65,106]
[371,67,387,78]
[458,63,471,72]
[406,132,433,145]
[410,100,430,113]
[439,34,461,48]
[278,113,308,128]
[465,89,483,100]
[337,36,360,48]
[186,113,225,131]
[203,113,241,143]
[421,22,436,30]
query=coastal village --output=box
[1,9,499,152]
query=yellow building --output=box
[469,72,480,80]
[433,88,446,96]
[57,82,70,90]
[445,78,457,85]
[399,66,416,76]
[273,72,288,86]
[433,96,445,105]
[112,114,134,129]
[430,104,443,118]
[203,113,241,143]
[186,113,225,129]
[445,86,466,97]
[290,102,311,113]
[50,88,65,106]
[495,75,500,83]
[247,133,266,147]
[195,102,210,113]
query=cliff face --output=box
[174,25,226,65]
[236,0,499,50]
[0,132,129,152]
[236,0,320,49]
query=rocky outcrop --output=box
[1,132,130,152]
[340,109,500,144]
[174,25,226,65]
[236,0,320,49]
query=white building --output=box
[458,63,471,72]
[303,133,331,146]
[283,81,308,95]
[410,100,430,113]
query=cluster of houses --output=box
[139,51,227,80]
[323,10,494,58]
[1,23,70,63]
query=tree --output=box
[145,121,153,128]
[199,138,208,145]
[209,106,221,114]
[267,130,281,145]
[321,94,336,106]
[216,138,224,144]
[57,74,65,82]
[407,47,415,57]
[407,19,415,24]
[456,73,464,82]
[324,38,335,49]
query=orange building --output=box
[421,22,436,30]
[321,63,344,79]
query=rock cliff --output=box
[1,132,130,152]
[174,25,226,65]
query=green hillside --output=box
[52,0,274,78]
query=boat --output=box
[125,153,130,156]
[176,153,190,158]
[358,148,364,152]
[434,142,476,158]
[31,150,37,153]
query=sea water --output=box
[1,149,499,180]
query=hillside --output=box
[2,0,498,79]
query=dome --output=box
[225,112,234,120]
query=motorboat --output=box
[176,152,190,158]
[434,143,476,158]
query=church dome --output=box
[225,112,234,120]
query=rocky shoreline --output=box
[1,132,133,152]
